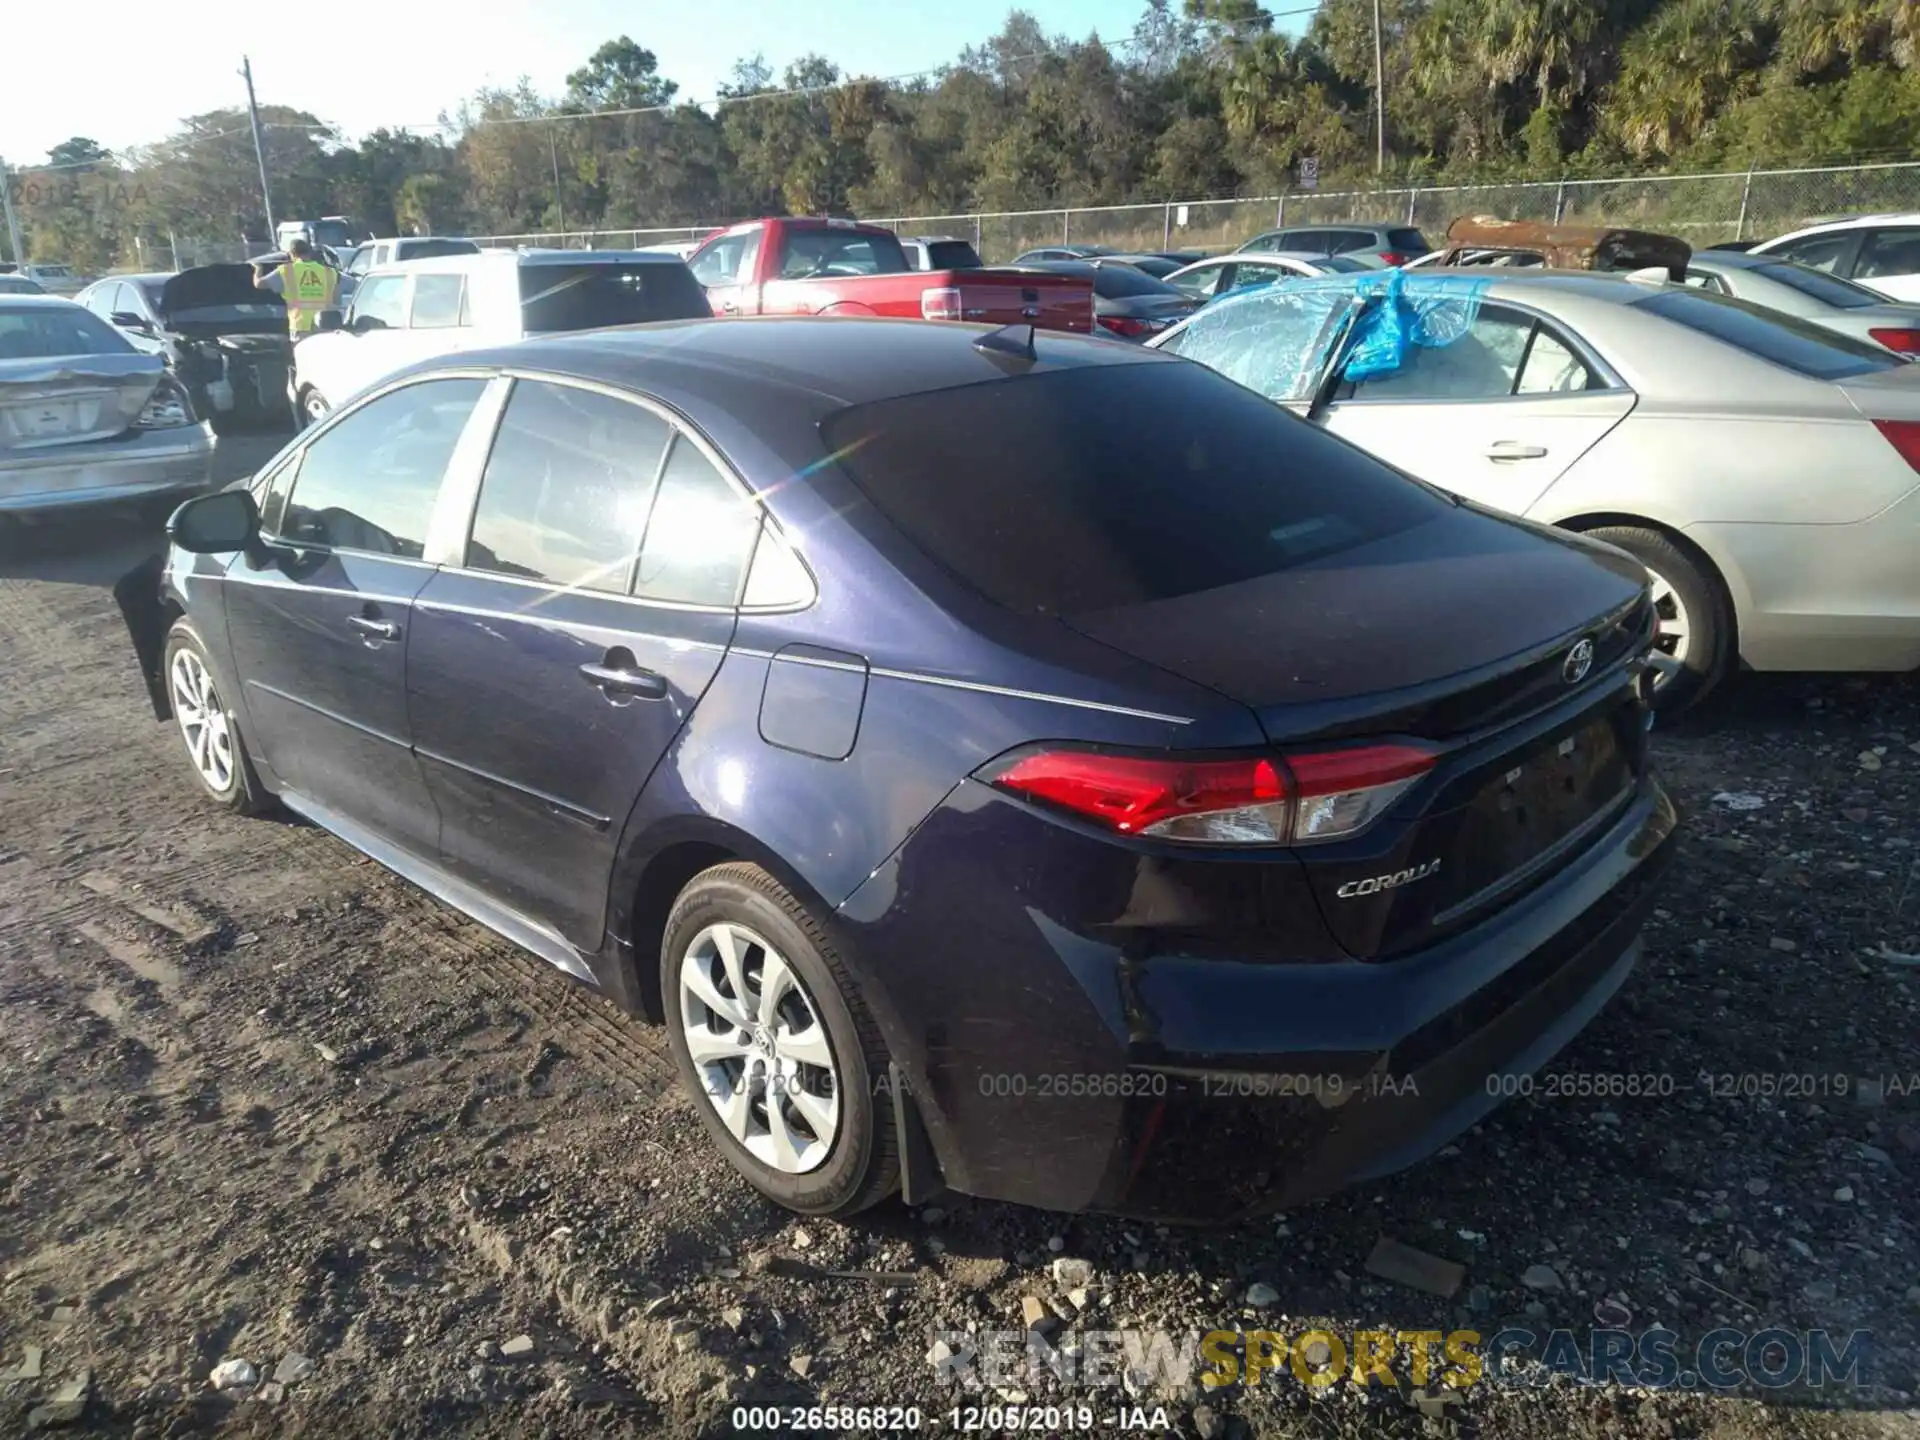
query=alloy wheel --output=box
[303,390,329,425]
[678,921,840,1174]
[1645,564,1693,685]
[170,648,234,792]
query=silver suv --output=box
[1236,224,1430,268]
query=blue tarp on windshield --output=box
[1166,270,1495,402]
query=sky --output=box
[0,0,1197,166]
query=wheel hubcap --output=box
[678,921,840,1174]
[305,393,327,421]
[1645,565,1693,686]
[170,649,234,792]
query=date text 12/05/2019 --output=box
[970,1071,1418,1101]
[727,1406,1173,1432]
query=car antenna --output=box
[973,322,1039,363]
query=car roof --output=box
[1764,213,1920,242]
[411,315,1167,413]
[1254,223,1398,234]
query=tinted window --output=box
[1749,261,1879,308]
[352,274,407,329]
[925,240,983,269]
[1350,307,1535,400]
[1854,229,1920,281]
[1323,231,1377,254]
[0,304,133,358]
[466,380,671,593]
[395,239,480,262]
[409,273,465,328]
[1091,265,1184,299]
[1388,229,1431,253]
[1636,288,1899,379]
[280,378,485,556]
[778,229,910,279]
[1771,233,1852,274]
[821,363,1445,617]
[519,263,710,331]
[631,437,761,607]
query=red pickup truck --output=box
[686,217,1094,333]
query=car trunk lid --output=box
[942,270,1095,333]
[0,353,165,451]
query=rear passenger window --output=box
[280,378,486,557]
[465,380,671,593]
[1772,233,1853,274]
[1516,328,1596,393]
[1855,228,1920,281]
[632,438,761,607]
[409,274,464,329]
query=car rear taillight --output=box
[921,287,963,322]
[1377,251,1409,267]
[134,378,196,430]
[1097,315,1148,338]
[1872,418,1920,472]
[983,742,1437,846]
[1868,327,1920,354]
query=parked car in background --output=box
[1747,214,1920,301]
[20,263,83,296]
[1416,219,1690,279]
[1669,250,1920,355]
[1237,224,1429,267]
[275,217,358,254]
[1165,251,1373,300]
[1151,271,1920,709]
[688,217,1093,333]
[638,241,703,261]
[1019,258,1200,339]
[0,275,47,295]
[292,249,713,426]
[77,267,293,432]
[1009,244,1118,264]
[0,296,213,517]
[338,237,482,304]
[119,316,1675,1222]
[901,236,984,270]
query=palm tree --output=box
[1605,0,1766,157]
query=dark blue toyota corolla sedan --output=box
[116,316,1678,1222]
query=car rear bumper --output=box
[837,770,1679,1222]
[0,423,217,514]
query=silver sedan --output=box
[1676,250,1920,356]
[0,296,216,517]
[1164,251,1373,301]
[1149,269,1920,708]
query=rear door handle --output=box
[346,614,399,641]
[1486,442,1549,461]
[579,661,668,701]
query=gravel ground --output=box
[1,435,1917,1439]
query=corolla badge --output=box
[1563,638,1595,684]
[1336,858,1442,899]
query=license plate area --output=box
[1451,713,1631,893]
[4,392,108,442]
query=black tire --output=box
[1584,524,1732,714]
[161,619,272,815]
[661,862,899,1218]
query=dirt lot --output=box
[1,434,1918,1440]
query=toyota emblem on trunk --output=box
[1563,638,1595,684]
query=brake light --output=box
[1872,418,1920,472]
[1868,327,1920,354]
[134,377,196,430]
[984,743,1436,845]
[1097,315,1148,338]
[1378,251,1409,267]
[921,287,963,322]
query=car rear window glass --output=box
[1092,265,1184,299]
[1635,287,1899,379]
[408,273,465,329]
[396,239,480,262]
[1751,261,1880,309]
[467,380,671,593]
[821,362,1446,617]
[925,240,983,269]
[1388,229,1431,253]
[0,303,132,357]
[280,378,486,557]
[631,437,762,607]
[519,263,711,331]
[777,229,910,279]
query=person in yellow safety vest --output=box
[252,237,339,340]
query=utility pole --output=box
[0,163,25,266]
[549,125,566,234]
[1373,0,1387,174]
[240,56,275,241]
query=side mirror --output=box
[317,309,343,333]
[169,488,260,555]
[110,311,151,331]
[349,312,383,334]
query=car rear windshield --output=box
[1751,261,1881,309]
[1635,287,1899,379]
[1092,265,1184,299]
[397,239,481,262]
[518,263,711,331]
[925,240,983,269]
[820,361,1446,616]
[0,304,133,357]
[1388,229,1431,253]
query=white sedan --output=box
[1163,251,1374,302]
[1149,270,1920,709]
